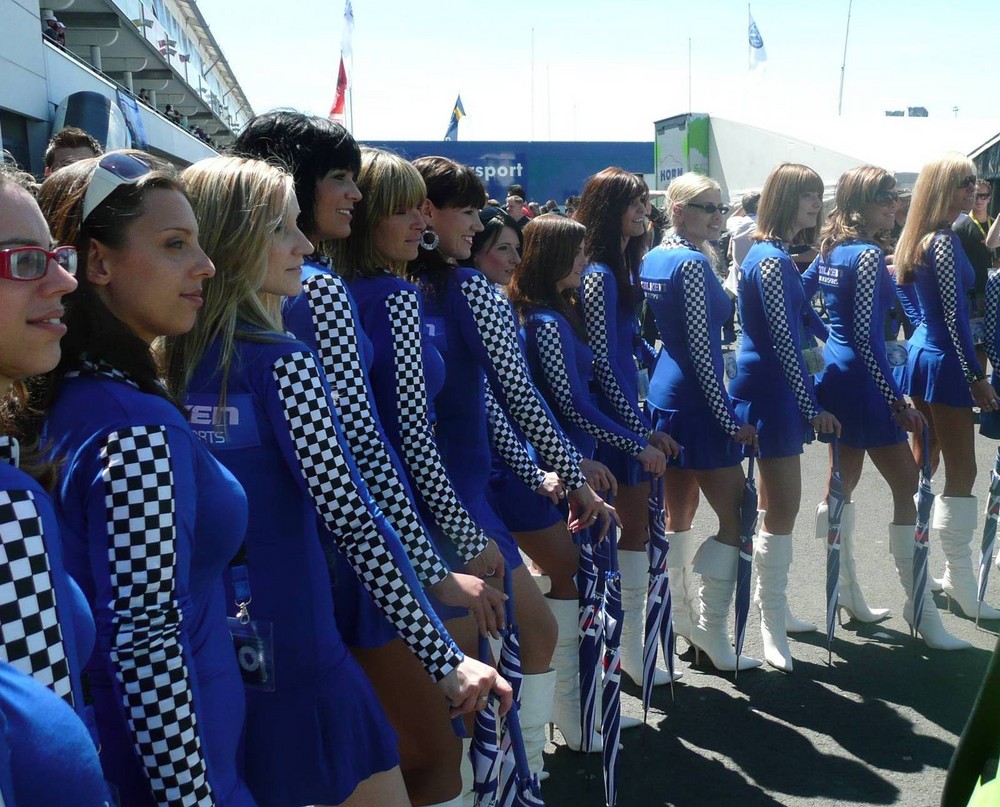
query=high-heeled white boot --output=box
[665,530,698,642]
[619,549,682,686]
[759,509,815,633]
[518,670,555,782]
[753,532,795,672]
[889,523,972,649]
[690,537,763,671]
[816,501,890,622]
[548,597,602,752]
[934,495,1000,619]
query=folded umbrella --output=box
[913,427,934,638]
[734,451,758,676]
[599,530,623,807]
[472,635,501,807]
[642,476,674,718]
[826,438,846,664]
[976,446,1000,626]
[576,529,602,753]
[497,573,523,800]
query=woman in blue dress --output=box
[803,164,969,649]
[0,161,110,805]
[231,115,508,806]
[895,153,1000,622]
[171,156,509,807]
[36,152,255,806]
[728,162,841,671]
[572,168,677,680]
[638,173,762,671]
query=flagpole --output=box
[837,0,853,116]
[687,37,692,115]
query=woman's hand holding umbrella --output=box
[648,430,682,459]
[534,471,566,505]
[465,539,506,580]
[893,403,926,433]
[810,410,842,437]
[430,572,508,639]
[439,656,514,718]
[580,459,618,496]
[637,444,667,476]
[568,484,621,538]
[731,422,758,449]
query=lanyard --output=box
[230,546,252,624]
[970,214,992,240]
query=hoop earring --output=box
[420,228,440,251]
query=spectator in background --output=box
[565,194,580,217]
[543,199,561,215]
[137,88,150,104]
[41,11,65,47]
[507,183,533,221]
[43,127,102,176]
[954,179,996,348]
[527,201,542,217]
[506,195,530,227]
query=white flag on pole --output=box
[748,10,767,70]
[342,1,355,58]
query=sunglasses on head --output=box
[958,175,979,189]
[81,153,154,223]
[0,245,77,281]
[686,202,730,215]
[874,190,900,204]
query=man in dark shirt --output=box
[954,180,995,361]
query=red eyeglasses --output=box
[0,246,78,281]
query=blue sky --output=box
[197,0,999,142]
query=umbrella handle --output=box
[831,434,840,475]
[503,568,516,629]
[921,424,932,478]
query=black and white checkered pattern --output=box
[581,272,651,438]
[385,290,490,562]
[304,273,449,587]
[272,351,461,681]
[101,426,213,806]
[0,436,18,467]
[758,257,820,421]
[459,273,587,490]
[933,233,980,380]
[852,247,900,407]
[679,260,741,436]
[485,383,547,491]
[984,269,1000,371]
[0,489,73,706]
[536,320,647,455]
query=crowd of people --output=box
[1,108,999,806]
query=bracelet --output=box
[966,369,987,384]
[891,399,911,415]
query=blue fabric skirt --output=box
[731,394,814,459]
[648,405,742,471]
[815,369,906,450]
[902,343,975,407]
[487,468,563,534]
[594,441,649,488]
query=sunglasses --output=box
[958,175,979,189]
[874,190,900,204]
[82,153,153,223]
[976,192,992,200]
[0,245,77,281]
[687,202,730,215]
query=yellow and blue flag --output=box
[444,95,466,141]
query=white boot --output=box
[760,508,814,633]
[618,549,681,687]
[665,530,699,642]
[817,501,890,622]
[889,524,972,649]
[547,597,602,752]
[518,670,555,782]
[753,532,794,672]
[690,538,763,671]
[934,496,1000,619]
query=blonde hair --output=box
[819,165,896,257]
[755,162,825,245]
[664,172,722,258]
[894,152,977,283]
[332,147,426,278]
[163,155,294,400]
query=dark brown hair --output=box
[44,127,102,169]
[819,165,896,257]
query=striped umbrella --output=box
[497,574,523,801]
[642,476,674,718]
[976,446,1000,626]
[734,452,758,676]
[471,635,501,807]
[576,531,602,754]
[497,699,545,807]
[913,427,934,638]
[825,438,846,664]
[600,530,623,806]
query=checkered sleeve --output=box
[100,425,213,806]
[984,269,1000,371]
[384,290,489,562]
[271,350,462,681]
[581,271,652,437]
[457,273,587,490]
[932,234,983,381]
[303,273,449,587]
[758,257,821,422]
[680,261,741,436]
[485,383,546,492]
[534,319,647,455]
[0,490,73,707]
[852,248,902,407]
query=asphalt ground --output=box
[538,433,1000,807]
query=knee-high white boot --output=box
[934,496,1000,619]
[753,532,795,672]
[817,501,890,622]
[889,523,971,649]
[547,597,602,752]
[618,549,682,687]
[690,537,762,671]
[760,508,815,633]
[518,670,555,782]
[665,529,700,643]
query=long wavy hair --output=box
[572,167,648,305]
[163,156,294,403]
[664,172,722,258]
[508,214,588,337]
[754,162,825,245]
[894,152,977,283]
[333,148,427,279]
[819,165,896,258]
